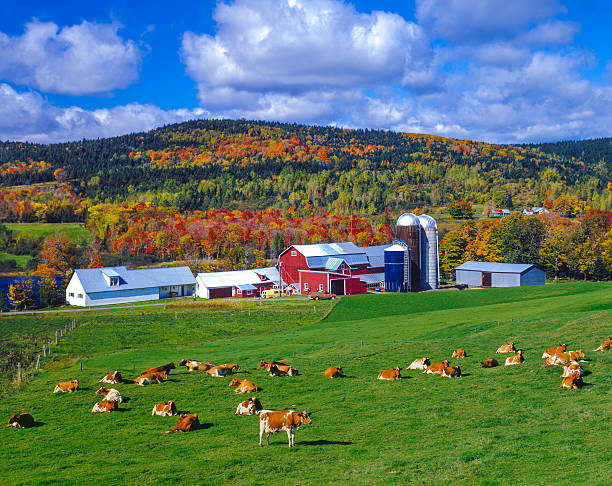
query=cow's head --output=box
[298,411,312,424]
[337,367,343,373]
[168,362,176,370]
[229,379,240,387]
[258,360,268,367]
[559,343,568,351]
[574,349,585,358]
[517,350,524,355]
[252,398,263,410]
[443,360,450,367]
[178,359,187,366]
[230,363,240,371]
[95,387,110,395]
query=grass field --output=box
[0,283,610,485]
[0,252,32,268]
[5,223,90,244]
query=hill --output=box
[0,283,610,484]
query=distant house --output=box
[523,207,549,216]
[490,209,511,218]
[195,267,281,299]
[66,266,196,307]
[455,261,545,287]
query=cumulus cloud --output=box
[0,20,143,95]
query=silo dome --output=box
[417,214,437,228]
[396,212,420,226]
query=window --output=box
[319,284,324,291]
[291,250,297,256]
[69,292,74,297]
[77,294,83,299]
[237,288,242,294]
[110,276,119,286]
[304,282,309,291]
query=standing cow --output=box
[259,410,311,447]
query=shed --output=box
[455,261,545,287]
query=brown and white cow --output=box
[141,362,175,376]
[92,399,119,413]
[165,413,200,433]
[481,357,499,368]
[54,379,79,393]
[152,401,178,416]
[378,367,401,380]
[259,360,289,370]
[178,359,214,372]
[406,358,430,370]
[7,413,34,428]
[505,350,525,366]
[547,350,585,366]
[452,349,467,358]
[229,379,258,394]
[324,367,345,378]
[593,336,612,352]
[562,361,584,378]
[423,360,450,374]
[99,371,122,384]
[268,364,299,377]
[235,397,263,415]
[135,371,167,386]
[496,342,516,353]
[560,371,584,390]
[95,387,124,403]
[541,344,567,359]
[259,410,311,447]
[441,366,462,378]
[206,363,240,377]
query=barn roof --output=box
[196,267,282,289]
[358,272,385,284]
[74,266,196,294]
[290,242,362,257]
[455,261,537,274]
[236,283,258,291]
[362,245,391,268]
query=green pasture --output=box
[0,252,31,269]
[0,283,610,485]
[5,223,90,244]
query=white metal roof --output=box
[455,261,537,274]
[290,242,363,257]
[74,266,196,294]
[358,272,385,284]
[396,212,420,226]
[196,267,282,289]
[362,245,391,268]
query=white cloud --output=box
[0,20,143,95]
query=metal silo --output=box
[384,242,410,292]
[418,214,439,290]
[396,213,421,291]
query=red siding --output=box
[209,287,232,299]
[279,247,308,285]
[299,271,330,294]
[344,277,367,295]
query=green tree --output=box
[494,213,544,264]
[439,220,476,278]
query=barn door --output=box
[481,272,492,287]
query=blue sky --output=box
[1,0,611,143]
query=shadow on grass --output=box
[195,422,213,430]
[32,422,45,427]
[299,440,354,446]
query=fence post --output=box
[48,339,51,354]
[36,355,40,369]
[55,330,58,344]
[60,328,63,337]
[43,344,46,357]
[17,362,22,382]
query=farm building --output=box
[455,261,545,287]
[195,267,281,299]
[65,266,196,307]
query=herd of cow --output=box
[6,335,612,446]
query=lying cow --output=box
[206,364,240,377]
[560,371,584,390]
[135,371,167,386]
[441,366,462,378]
[235,397,263,415]
[324,366,345,378]
[547,350,585,365]
[95,387,124,403]
[378,367,401,380]
[229,379,258,394]
[99,371,122,384]
[406,358,430,370]
[505,350,525,366]
[54,380,79,393]
[268,364,299,377]
[496,342,516,353]
[541,344,567,359]
[141,362,175,376]
[152,401,178,416]
[7,413,34,429]
[562,361,584,378]
[165,413,200,433]
[593,336,612,352]
[452,349,467,358]
[424,360,450,374]
[92,399,119,413]
[259,360,289,370]
[178,359,214,372]
[481,357,499,368]
[259,410,311,447]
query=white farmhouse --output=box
[66,266,196,307]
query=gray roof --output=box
[362,245,391,268]
[236,283,258,291]
[325,257,346,270]
[289,242,362,257]
[455,261,537,274]
[74,266,196,294]
[358,272,385,284]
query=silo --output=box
[384,242,410,293]
[396,213,421,291]
[418,214,439,290]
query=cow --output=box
[141,362,175,376]
[95,387,124,403]
[481,357,499,368]
[206,364,240,377]
[406,358,430,370]
[229,379,258,394]
[423,360,450,374]
[378,367,401,380]
[7,413,34,428]
[452,349,467,358]
[562,361,584,378]
[441,366,462,378]
[593,336,612,352]
[496,342,516,353]
[235,397,263,415]
[92,399,119,413]
[178,359,214,372]
[135,371,167,386]
[259,410,312,447]
[53,380,79,393]
[560,371,584,390]
[99,371,122,384]
[547,350,585,366]
[541,344,567,359]
[567,350,586,361]
[505,350,525,366]
[152,401,178,416]
[165,413,200,433]
[259,360,289,370]
[268,364,299,377]
[324,367,345,378]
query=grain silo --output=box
[417,214,439,290]
[384,242,410,293]
[396,213,421,291]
